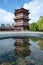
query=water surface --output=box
[0,37,43,65]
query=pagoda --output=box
[14,8,30,30]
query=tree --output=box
[37,16,43,31]
[29,16,43,31]
[29,22,38,31]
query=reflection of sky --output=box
[0,38,43,65]
[0,38,15,55]
[0,38,43,56]
[28,38,43,55]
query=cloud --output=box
[0,9,14,25]
[23,0,43,23]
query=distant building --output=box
[1,24,5,27]
[14,8,30,31]
[0,24,15,31]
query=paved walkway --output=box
[0,31,43,39]
[0,31,43,34]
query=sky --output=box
[0,0,43,25]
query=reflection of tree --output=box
[31,38,39,42]
[14,39,31,57]
[38,39,43,50]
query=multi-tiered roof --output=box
[14,8,30,30]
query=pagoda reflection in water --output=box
[14,38,31,57]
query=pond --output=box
[0,37,43,65]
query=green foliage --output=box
[29,16,43,31]
[37,16,43,31]
[29,22,38,31]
